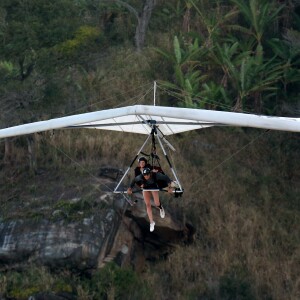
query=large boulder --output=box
[0,167,194,272]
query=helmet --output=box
[142,168,151,175]
[138,157,147,163]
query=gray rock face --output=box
[0,209,121,270]
[0,168,194,272]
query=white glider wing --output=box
[0,105,299,139]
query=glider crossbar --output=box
[67,121,220,129]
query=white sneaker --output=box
[150,222,155,232]
[159,206,165,218]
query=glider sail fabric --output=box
[68,114,215,135]
[0,105,300,139]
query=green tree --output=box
[190,0,239,46]
[209,41,284,112]
[157,36,208,107]
[0,0,87,78]
[0,0,88,167]
[268,29,300,105]
[229,0,284,51]
[97,0,157,51]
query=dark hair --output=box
[142,168,151,175]
[138,157,147,163]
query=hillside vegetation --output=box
[0,0,299,299]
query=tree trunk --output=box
[233,95,243,112]
[182,5,191,33]
[113,0,156,51]
[134,0,156,51]
[254,91,262,114]
[4,138,12,164]
[27,135,37,174]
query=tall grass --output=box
[0,266,73,298]
[139,128,300,300]
[1,115,299,299]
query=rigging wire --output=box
[156,82,256,115]
[48,142,133,206]
[64,82,154,117]
[113,85,154,108]
[0,82,286,195]
[0,83,153,147]
[189,129,270,190]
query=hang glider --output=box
[1,104,299,202]
[0,105,300,139]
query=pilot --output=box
[134,157,152,177]
[127,167,173,232]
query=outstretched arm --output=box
[128,175,143,194]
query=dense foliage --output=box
[0,1,299,299]
[0,0,299,123]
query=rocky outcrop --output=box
[0,209,122,271]
[0,167,194,272]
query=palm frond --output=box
[173,36,182,64]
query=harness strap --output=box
[150,132,164,172]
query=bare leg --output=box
[151,191,161,207]
[143,191,153,223]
